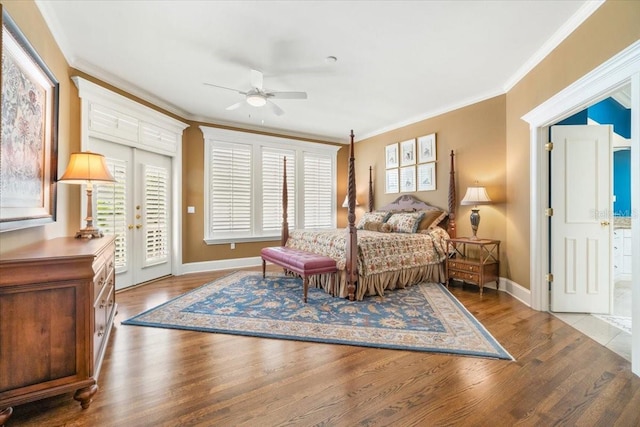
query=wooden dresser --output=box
[0,236,116,424]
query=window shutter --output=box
[96,158,128,270]
[143,164,169,265]
[303,152,333,229]
[210,143,252,236]
[262,149,295,233]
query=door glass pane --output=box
[144,164,169,266]
[96,158,128,270]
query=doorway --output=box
[547,91,633,360]
[522,41,639,376]
[90,138,173,289]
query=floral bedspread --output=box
[285,227,449,277]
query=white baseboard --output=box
[482,277,531,307]
[180,256,262,275]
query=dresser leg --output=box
[73,384,98,409]
[0,407,13,426]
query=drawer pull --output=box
[99,300,106,309]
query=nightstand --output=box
[446,237,500,295]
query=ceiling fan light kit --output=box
[205,69,307,115]
[246,92,267,107]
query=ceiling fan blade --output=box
[204,82,246,94]
[267,100,284,116]
[226,101,245,111]
[250,69,263,90]
[269,91,308,100]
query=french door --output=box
[90,138,172,289]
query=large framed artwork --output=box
[1,8,59,232]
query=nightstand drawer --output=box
[449,269,480,283]
[448,261,480,273]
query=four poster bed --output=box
[281,130,457,301]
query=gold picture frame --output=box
[1,7,59,232]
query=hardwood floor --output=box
[6,267,640,426]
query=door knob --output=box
[600,221,610,226]
[136,224,142,229]
[128,224,134,230]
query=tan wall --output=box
[0,0,80,253]
[354,95,507,272]
[505,0,640,288]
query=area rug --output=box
[122,271,513,360]
[592,314,632,334]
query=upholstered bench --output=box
[261,246,338,303]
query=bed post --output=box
[368,166,374,213]
[281,156,289,246]
[448,150,457,238]
[345,130,357,300]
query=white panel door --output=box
[91,138,172,289]
[550,125,612,313]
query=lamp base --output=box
[469,208,481,240]
[75,227,104,239]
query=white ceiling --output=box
[35,0,602,143]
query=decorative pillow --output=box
[362,221,392,233]
[386,211,425,233]
[417,210,448,231]
[356,211,391,229]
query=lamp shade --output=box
[460,186,492,206]
[59,152,116,184]
[342,195,360,208]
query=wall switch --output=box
[230,242,235,249]
[187,206,195,214]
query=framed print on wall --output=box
[418,133,436,163]
[400,166,416,193]
[385,168,399,194]
[417,162,436,191]
[1,8,59,232]
[400,138,416,166]
[385,143,398,169]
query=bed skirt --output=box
[307,262,447,301]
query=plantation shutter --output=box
[143,164,169,265]
[262,149,295,233]
[96,158,128,270]
[303,152,333,229]
[210,142,252,236]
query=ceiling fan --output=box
[204,69,307,116]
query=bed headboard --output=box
[378,195,442,212]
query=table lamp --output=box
[58,151,116,238]
[460,184,492,240]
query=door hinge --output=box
[545,273,554,282]
[545,208,554,216]
[545,142,554,151]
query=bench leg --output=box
[303,276,309,303]
[262,259,266,278]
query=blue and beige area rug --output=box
[123,271,513,360]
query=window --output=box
[201,126,340,244]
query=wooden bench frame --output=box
[261,246,338,303]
